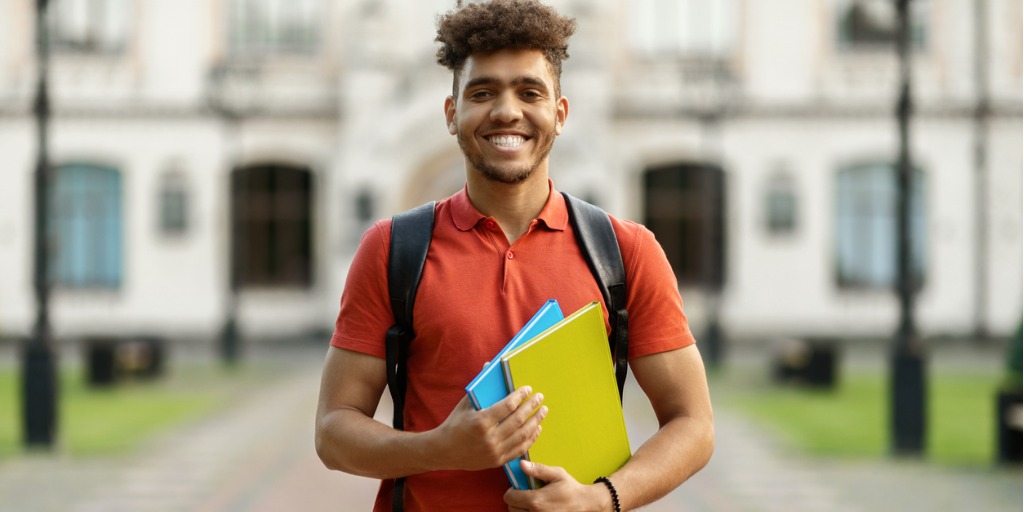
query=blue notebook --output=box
[464,299,563,489]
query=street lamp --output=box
[23,0,58,449]
[891,0,926,456]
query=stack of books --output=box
[465,300,631,490]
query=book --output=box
[464,299,563,489]
[500,302,631,489]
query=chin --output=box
[477,164,536,185]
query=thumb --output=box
[519,459,570,485]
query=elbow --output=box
[696,413,715,470]
[702,420,716,468]
[314,415,347,472]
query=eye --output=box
[521,90,543,100]
[469,90,494,100]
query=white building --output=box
[0,0,1020,347]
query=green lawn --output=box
[717,369,1004,467]
[0,362,278,459]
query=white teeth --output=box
[489,135,526,147]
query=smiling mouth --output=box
[486,135,528,148]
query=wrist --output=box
[419,426,451,471]
[593,476,621,512]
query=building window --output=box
[231,164,313,288]
[764,172,798,235]
[629,0,737,57]
[229,0,321,55]
[643,163,726,289]
[49,0,132,54]
[159,173,188,235]
[48,163,123,289]
[835,163,927,289]
[835,0,929,50]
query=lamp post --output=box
[971,0,990,339]
[206,65,243,366]
[891,0,926,456]
[23,0,58,449]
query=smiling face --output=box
[444,49,568,185]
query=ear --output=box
[444,95,457,135]
[554,96,569,136]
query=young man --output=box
[316,1,714,510]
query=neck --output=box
[466,169,551,244]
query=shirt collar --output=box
[450,179,568,232]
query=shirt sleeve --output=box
[330,220,394,359]
[613,219,697,360]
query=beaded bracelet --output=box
[593,476,621,512]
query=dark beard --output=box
[457,127,556,185]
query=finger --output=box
[519,459,571,485]
[498,405,546,462]
[498,392,545,434]
[485,386,534,421]
[503,487,530,510]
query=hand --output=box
[432,387,547,471]
[504,460,612,512]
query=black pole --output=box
[22,0,58,449]
[972,0,989,339]
[220,165,240,366]
[207,67,242,366]
[891,0,926,456]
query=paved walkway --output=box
[0,344,1020,511]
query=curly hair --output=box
[435,0,576,96]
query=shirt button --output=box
[506,251,515,260]
[484,220,496,230]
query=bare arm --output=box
[315,346,549,479]
[504,344,714,511]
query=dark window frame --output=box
[642,163,727,290]
[231,164,314,288]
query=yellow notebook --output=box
[500,302,631,489]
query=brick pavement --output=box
[1,343,1020,511]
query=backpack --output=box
[383,192,628,512]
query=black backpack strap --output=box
[562,192,629,402]
[385,201,435,512]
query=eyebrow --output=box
[463,75,551,93]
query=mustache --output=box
[478,125,536,137]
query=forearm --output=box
[608,414,714,510]
[315,407,444,480]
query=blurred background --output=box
[0,0,1021,511]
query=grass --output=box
[716,368,1004,467]
[0,361,280,460]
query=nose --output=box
[490,91,523,124]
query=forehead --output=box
[458,49,556,91]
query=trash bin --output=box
[84,336,167,386]
[85,337,118,387]
[997,321,1022,464]
[772,337,839,388]
[118,336,165,380]
[997,389,1022,464]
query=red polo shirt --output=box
[331,182,695,511]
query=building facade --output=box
[0,0,1020,345]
